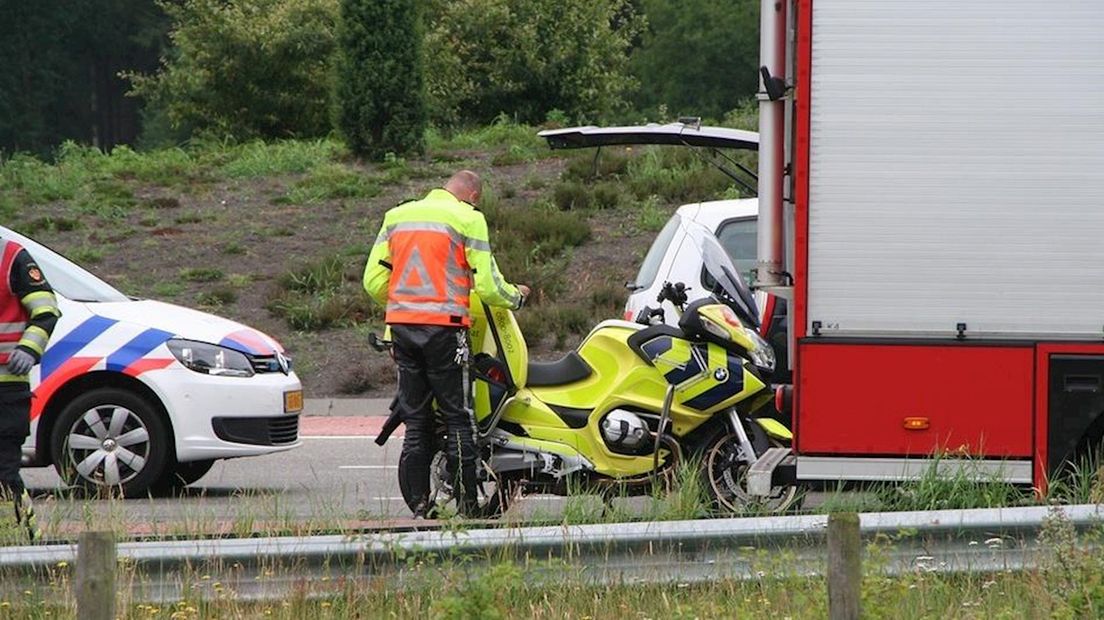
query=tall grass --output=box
[267,256,380,331]
[4,525,1104,619]
[426,115,544,154]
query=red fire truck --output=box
[755,0,1104,492]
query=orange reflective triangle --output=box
[394,247,440,297]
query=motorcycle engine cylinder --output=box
[600,409,650,452]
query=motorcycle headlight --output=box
[746,329,776,373]
[167,339,254,377]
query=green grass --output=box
[0,138,349,216]
[427,115,543,153]
[179,267,224,283]
[5,522,1104,619]
[69,246,105,264]
[267,255,380,331]
[18,216,83,235]
[282,163,380,204]
[150,282,185,298]
[217,139,347,178]
[196,285,238,307]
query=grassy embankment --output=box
[1,118,751,393]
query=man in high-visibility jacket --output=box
[364,170,529,517]
[0,238,60,541]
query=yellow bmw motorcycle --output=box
[375,223,797,517]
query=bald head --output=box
[444,170,482,205]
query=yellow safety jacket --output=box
[363,189,521,327]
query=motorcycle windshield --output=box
[683,221,760,329]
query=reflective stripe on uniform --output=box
[0,373,29,383]
[386,299,470,318]
[17,326,48,356]
[380,221,489,251]
[465,238,490,252]
[0,342,17,353]
[22,291,59,318]
[490,259,521,308]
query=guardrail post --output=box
[827,512,861,620]
[76,530,116,620]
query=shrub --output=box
[126,0,339,140]
[268,255,379,330]
[552,181,591,211]
[591,182,623,210]
[562,149,631,182]
[631,0,760,119]
[625,147,738,205]
[423,0,643,127]
[337,0,427,158]
[278,256,346,295]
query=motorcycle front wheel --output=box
[397,447,516,519]
[699,422,801,515]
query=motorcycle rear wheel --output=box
[699,422,801,515]
[398,449,516,519]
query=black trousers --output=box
[391,324,478,514]
[0,391,30,499]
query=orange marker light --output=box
[903,417,930,430]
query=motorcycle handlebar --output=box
[368,332,392,353]
[657,281,690,308]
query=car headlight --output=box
[167,339,254,377]
[746,329,776,373]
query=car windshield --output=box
[683,221,759,328]
[0,226,129,302]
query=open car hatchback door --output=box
[538,121,759,151]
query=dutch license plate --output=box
[284,390,303,413]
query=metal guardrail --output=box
[1,503,1101,602]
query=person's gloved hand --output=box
[6,349,35,376]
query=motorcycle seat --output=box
[527,351,593,387]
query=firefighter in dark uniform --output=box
[0,238,61,540]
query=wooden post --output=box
[827,512,861,620]
[76,531,116,620]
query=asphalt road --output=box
[21,431,418,532]
[19,410,823,536]
[19,417,620,535]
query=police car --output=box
[2,225,303,497]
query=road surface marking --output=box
[339,465,397,470]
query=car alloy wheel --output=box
[65,404,151,487]
[51,387,170,498]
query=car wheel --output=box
[153,459,216,495]
[50,387,170,498]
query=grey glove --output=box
[6,349,35,376]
